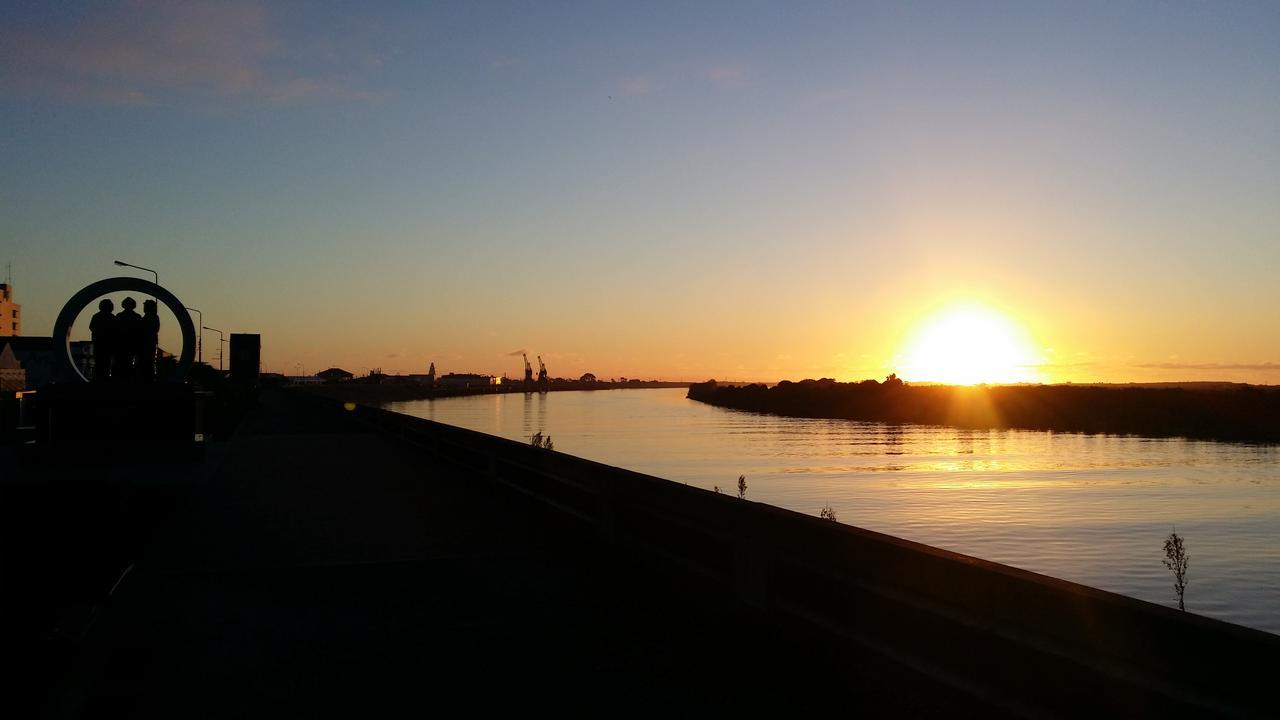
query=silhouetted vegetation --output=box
[530,431,554,451]
[1164,531,1189,611]
[820,504,838,522]
[737,474,748,499]
[688,379,1280,443]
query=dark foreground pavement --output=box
[27,391,981,717]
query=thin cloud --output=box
[266,77,377,104]
[704,64,749,87]
[618,75,661,97]
[505,349,527,356]
[1131,362,1280,371]
[0,0,381,107]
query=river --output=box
[384,388,1280,634]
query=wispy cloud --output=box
[0,1,381,106]
[618,75,661,97]
[704,63,749,87]
[1131,362,1280,371]
[505,349,527,356]
[612,61,751,99]
[1029,361,1100,369]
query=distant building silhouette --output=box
[0,343,25,391]
[438,373,499,389]
[0,336,92,387]
[317,367,354,383]
[0,282,20,337]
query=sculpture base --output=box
[25,383,206,463]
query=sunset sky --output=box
[3,2,1278,383]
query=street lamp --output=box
[203,326,225,371]
[186,307,203,363]
[113,260,159,285]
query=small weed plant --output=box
[1163,531,1189,611]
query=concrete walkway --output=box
[61,391,975,717]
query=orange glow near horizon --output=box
[898,303,1042,385]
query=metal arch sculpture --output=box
[51,277,197,383]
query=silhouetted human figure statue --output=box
[139,299,160,381]
[89,298,116,381]
[113,297,142,381]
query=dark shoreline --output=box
[688,379,1280,443]
[305,380,689,405]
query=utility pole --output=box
[186,307,203,363]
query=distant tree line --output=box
[687,378,1280,443]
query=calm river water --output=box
[385,388,1279,634]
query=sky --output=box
[2,1,1278,383]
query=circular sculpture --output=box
[51,277,197,383]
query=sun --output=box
[898,303,1041,385]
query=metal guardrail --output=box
[300,392,1278,717]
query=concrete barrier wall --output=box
[303,393,1277,717]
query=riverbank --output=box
[349,393,1277,716]
[688,379,1280,443]
[382,385,1280,633]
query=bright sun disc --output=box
[899,304,1040,385]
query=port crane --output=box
[536,355,549,389]
[523,353,534,386]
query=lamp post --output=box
[185,307,203,363]
[113,260,158,285]
[203,326,225,371]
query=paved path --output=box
[62,391,974,717]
